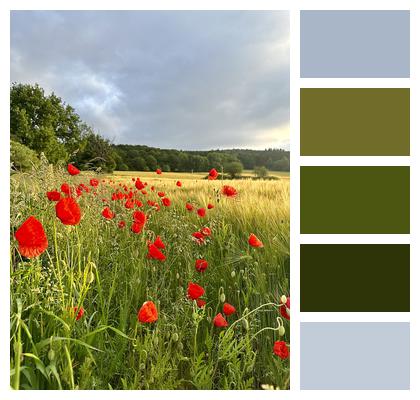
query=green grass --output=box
[10,162,290,390]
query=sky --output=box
[11,11,289,151]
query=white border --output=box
[1,0,419,399]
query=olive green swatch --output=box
[300,244,410,312]
[300,166,410,233]
[300,88,410,156]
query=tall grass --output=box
[10,162,290,390]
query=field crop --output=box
[10,161,290,390]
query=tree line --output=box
[10,83,290,173]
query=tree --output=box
[75,132,117,172]
[10,83,86,163]
[10,140,39,171]
[145,155,158,171]
[225,161,243,179]
[254,166,268,178]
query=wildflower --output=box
[207,203,214,209]
[102,207,115,220]
[195,259,208,272]
[118,221,126,229]
[213,313,228,327]
[46,190,61,201]
[157,191,165,198]
[154,236,165,249]
[67,164,80,176]
[187,282,205,300]
[147,244,166,261]
[208,168,218,180]
[196,299,206,308]
[60,183,72,196]
[176,181,182,187]
[131,222,142,234]
[138,301,158,323]
[192,231,205,244]
[156,169,162,175]
[135,179,145,190]
[56,197,81,225]
[133,211,147,230]
[200,227,211,237]
[222,185,237,197]
[14,216,48,258]
[90,178,99,187]
[125,199,135,209]
[162,197,171,207]
[248,233,264,248]
[72,306,84,321]
[223,303,236,316]
[197,208,206,218]
[280,297,290,320]
[186,203,194,211]
[273,341,289,359]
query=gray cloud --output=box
[11,11,289,150]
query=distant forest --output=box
[113,145,290,173]
[10,83,289,173]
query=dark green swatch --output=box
[300,88,410,156]
[300,166,410,234]
[300,244,410,312]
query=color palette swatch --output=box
[300,244,410,312]
[300,166,410,234]
[299,10,410,390]
[300,88,410,156]
[300,10,410,78]
[300,322,410,389]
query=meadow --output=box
[10,162,290,390]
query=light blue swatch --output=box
[300,10,410,77]
[300,322,410,389]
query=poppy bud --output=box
[178,342,184,351]
[139,363,146,370]
[172,333,179,342]
[231,271,236,278]
[141,349,148,359]
[280,295,287,304]
[278,326,286,336]
[220,293,226,303]
[242,319,249,331]
[48,349,55,361]
[89,271,95,284]
[153,337,159,347]
[176,273,180,279]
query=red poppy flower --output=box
[176,181,182,187]
[131,222,142,234]
[207,203,214,209]
[162,197,171,207]
[187,282,205,300]
[280,297,290,320]
[147,244,166,261]
[196,299,206,308]
[135,179,145,190]
[46,190,61,201]
[223,303,236,316]
[125,199,134,209]
[78,183,89,193]
[186,203,194,211]
[208,168,218,180]
[156,169,162,175]
[157,191,165,198]
[72,306,85,321]
[75,187,83,197]
[14,216,48,258]
[138,301,158,323]
[195,259,208,272]
[192,231,205,244]
[56,197,81,225]
[151,186,155,191]
[197,208,206,217]
[102,207,115,220]
[248,233,264,248]
[273,341,289,359]
[135,200,143,208]
[222,185,237,197]
[133,211,147,230]
[90,178,99,187]
[67,164,80,176]
[154,236,165,249]
[118,220,126,229]
[60,183,72,196]
[213,313,228,327]
[200,227,211,237]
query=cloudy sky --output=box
[11,11,289,150]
